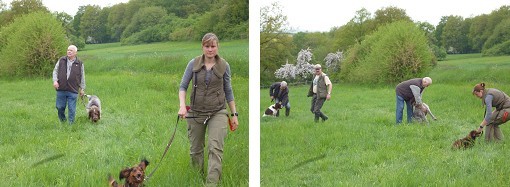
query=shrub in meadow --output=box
[339,21,434,83]
[0,11,67,78]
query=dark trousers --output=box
[311,94,327,121]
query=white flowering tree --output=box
[274,48,314,81]
[324,51,344,74]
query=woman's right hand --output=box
[178,106,188,118]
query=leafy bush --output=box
[0,11,68,78]
[482,18,510,56]
[339,21,434,84]
[121,6,167,40]
[68,34,86,50]
[121,25,170,45]
[482,40,510,56]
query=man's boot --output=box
[314,113,320,122]
[320,112,328,122]
[285,108,290,116]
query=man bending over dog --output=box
[269,81,290,116]
[52,45,85,125]
[473,82,510,142]
[395,77,432,124]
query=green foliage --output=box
[192,1,248,41]
[168,14,199,41]
[441,15,470,54]
[468,15,489,52]
[67,34,86,50]
[260,2,294,85]
[373,6,412,28]
[0,11,67,78]
[431,44,447,61]
[106,3,128,42]
[79,5,108,43]
[482,40,510,56]
[292,32,335,65]
[482,18,510,56]
[340,21,434,84]
[121,6,167,40]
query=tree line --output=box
[260,3,510,85]
[0,0,248,48]
[0,0,247,78]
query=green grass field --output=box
[260,55,510,186]
[0,40,248,186]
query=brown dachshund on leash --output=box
[451,130,483,149]
[109,159,149,187]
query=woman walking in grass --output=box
[178,33,239,186]
[473,83,510,142]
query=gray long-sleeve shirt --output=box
[410,85,423,104]
[484,94,494,122]
[52,57,86,90]
[179,58,234,102]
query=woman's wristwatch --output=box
[231,112,239,117]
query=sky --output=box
[3,0,129,16]
[259,0,510,32]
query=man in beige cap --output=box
[307,64,332,122]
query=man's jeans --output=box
[396,95,413,124]
[56,91,78,124]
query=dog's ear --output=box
[469,130,478,138]
[140,159,150,170]
[119,167,132,180]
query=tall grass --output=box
[0,40,248,186]
[261,54,510,186]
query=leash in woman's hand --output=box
[145,115,180,181]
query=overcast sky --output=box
[3,0,129,16]
[260,0,510,32]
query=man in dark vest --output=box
[308,64,333,122]
[269,81,290,116]
[52,45,86,124]
[395,77,432,124]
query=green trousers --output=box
[486,108,510,142]
[186,109,228,184]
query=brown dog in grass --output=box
[109,159,149,187]
[452,130,483,149]
[86,95,101,123]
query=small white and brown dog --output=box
[412,102,436,123]
[86,95,101,123]
[262,103,282,117]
